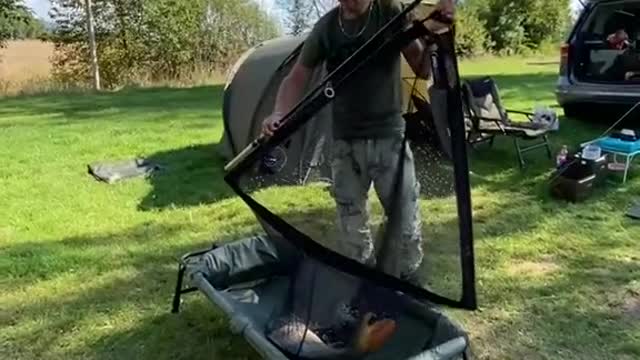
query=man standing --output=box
[262,0,454,283]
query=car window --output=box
[580,2,640,39]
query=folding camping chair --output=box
[461,76,553,168]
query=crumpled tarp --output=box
[88,158,161,184]
[626,199,640,219]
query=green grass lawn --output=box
[1,56,639,360]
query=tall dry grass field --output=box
[0,40,54,96]
[0,39,227,94]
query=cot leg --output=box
[171,245,219,314]
[172,263,186,313]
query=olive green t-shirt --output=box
[299,0,408,140]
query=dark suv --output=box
[556,0,640,117]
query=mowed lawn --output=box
[1,56,639,360]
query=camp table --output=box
[581,136,640,183]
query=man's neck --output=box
[341,0,372,19]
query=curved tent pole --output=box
[222,1,477,310]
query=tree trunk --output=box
[84,0,100,90]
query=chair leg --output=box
[514,138,525,169]
[543,135,553,159]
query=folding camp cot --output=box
[172,236,471,360]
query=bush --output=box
[486,2,527,55]
[454,5,491,58]
[521,0,572,47]
[465,0,571,56]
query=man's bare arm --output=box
[263,60,313,135]
[273,61,313,115]
[402,38,433,79]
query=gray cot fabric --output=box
[185,236,471,360]
[198,273,468,360]
[186,235,300,290]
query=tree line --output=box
[275,0,573,57]
[1,0,575,90]
[454,0,573,57]
[46,0,280,89]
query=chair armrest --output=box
[505,109,535,121]
[471,115,508,134]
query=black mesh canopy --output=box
[216,1,476,358]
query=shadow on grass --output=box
[137,143,235,211]
[467,111,640,206]
[461,72,616,196]
[89,304,262,360]
[0,219,263,290]
[3,193,637,359]
[4,70,638,359]
[89,207,639,360]
[1,221,266,359]
[0,85,224,123]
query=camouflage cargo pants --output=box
[330,134,423,279]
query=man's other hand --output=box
[436,0,455,20]
[427,0,455,33]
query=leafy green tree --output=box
[48,0,279,88]
[277,0,314,35]
[519,0,572,45]
[454,3,492,58]
[461,0,571,54]
[0,0,30,47]
[488,1,527,54]
[0,7,46,40]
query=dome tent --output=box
[216,0,450,186]
[174,1,476,359]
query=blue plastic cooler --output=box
[595,136,640,154]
